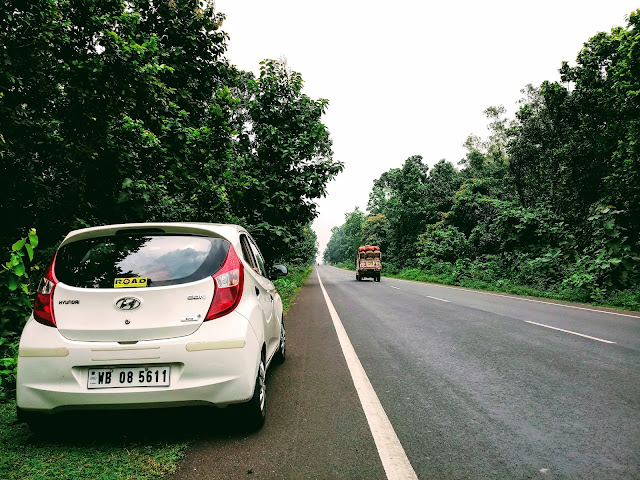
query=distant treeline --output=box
[0,0,341,265]
[324,11,640,309]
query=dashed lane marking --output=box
[425,295,449,303]
[525,320,615,344]
[389,286,448,303]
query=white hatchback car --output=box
[17,223,287,431]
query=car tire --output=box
[241,356,266,431]
[274,317,286,364]
[356,274,360,281]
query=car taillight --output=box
[33,255,58,327]
[205,245,244,321]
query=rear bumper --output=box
[358,269,381,277]
[17,311,261,413]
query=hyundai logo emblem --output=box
[115,297,141,310]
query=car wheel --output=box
[241,356,266,431]
[356,274,360,281]
[274,317,286,364]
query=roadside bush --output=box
[418,224,469,265]
[605,289,640,311]
[274,265,313,313]
[381,263,401,275]
[0,339,19,399]
[335,261,355,271]
[0,230,38,399]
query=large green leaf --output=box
[13,264,25,277]
[11,239,25,252]
[25,244,34,262]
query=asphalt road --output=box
[172,265,640,479]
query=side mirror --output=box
[270,264,288,279]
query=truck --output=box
[356,245,382,282]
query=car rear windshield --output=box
[55,234,230,288]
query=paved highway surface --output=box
[172,265,640,479]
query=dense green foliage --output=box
[323,208,367,265]
[324,12,640,309]
[0,0,341,264]
[0,230,38,398]
[285,225,319,266]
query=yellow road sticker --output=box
[114,277,148,288]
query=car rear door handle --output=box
[255,286,260,296]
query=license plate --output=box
[87,366,171,389]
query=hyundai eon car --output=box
[16,223,287,431]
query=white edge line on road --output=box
[524,320,616,344]
[387,276,640,319]
[389,286,401,290]
[317,270,418,480]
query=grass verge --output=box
[1,263,314,480]
[274,264,313,314]
[0,400,187,480]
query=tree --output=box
[1,0,72,246]
[232,58,343,262]
[361,214,388,251]
[322,208,365,264]
[121,0,240,225]
[506,11,640,290]
[0,0,180,249]
[285,223,319,265]
[509,11,640,243]
[323,226,345,264]
[426,159,463,216]
[368,155,431,267]
[0,2,340,267]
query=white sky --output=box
[214,0,638,260]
